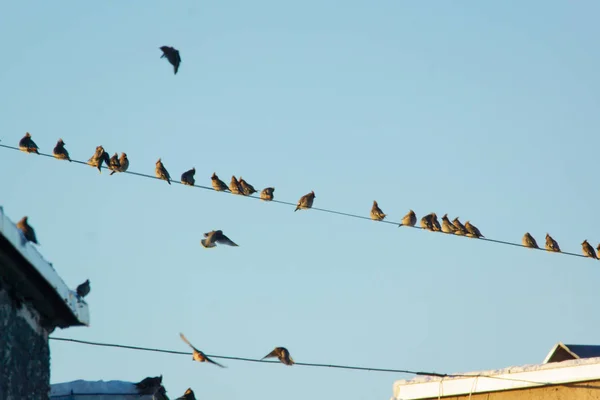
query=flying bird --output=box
[17,216,38,245]
[260,187,275,201]
[465,221,484,238]
[135,376,163,395]
[420,214,434,231]
[107,153,121,173]
[110,152,129,175]
[76,279,91,298]
[430,213,442,232]
[582,240,598,259]
[155,158,171,185]
[175,388,197,400]
[452,217,468,236]
[87,146,110,173]
[19,132,40,154]
[400,210,416,227]
[295,191,315,212]
[522,232,539,249]
[441,214,457,234]
[53,139,71,161]
[229,176,243,194]
[179,333,226,368]
[201,230,239,248]
[160,46,181,74]
[545,234,561,252]
[370,200,386,221]
[211,173,230,192]
[262,347,295,366]
[239,177,257,196]
[181,167,196,186]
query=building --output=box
[50,379,170,400]
[0,206,90,399]
[391,343,600,400]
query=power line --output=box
[49,337,551,386]
[0,143,593,261]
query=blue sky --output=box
[2,1,600,399]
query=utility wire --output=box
[1,143,593,260]
[49,337,552,386]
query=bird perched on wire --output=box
[441,214,457,234]
[175,388,197,400]
[430,213,442,232]
[19,132,40,154]
[181,168,196,186]
[229,176,243,194]
[452,217,468,236]
[87,146,110,173]
[370,200,386,221]
[545,234,560,252]
[582,240,598,259]
[179,333,226,368]
[238,177,257,196]
[295,191,315,212]
[420,213,434,231]
[522,232,539,249]
[211,172,229,192]
[155,158,171,185]
[159,46,181,74]
[53,138,71,161]
[200,230,239,248]
[260,187,275,201]
[110,152,129,175]
[400,210,416,227]
[17,216,39,245]
[135,375,163,395]
[107,153,121,174]
[465,221,484,238]
[262,347,295,366]
[76,279,90,298]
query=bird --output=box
[179,333,226,368]
[522,232,539,249]
[107,153,121,173]
[262,347,295,366]
[420,214,434,231]
[181,168,196,186]
[441,214,457,234]
[135,376,163,395]
[19,132,40,154]
[596,244,600,259]
[175,388,197,400]
[582,240,598,259]
[260,187,275,201]
[53,139,71,161]
[110,152,129,175]
[155,158,171,184]
[400,210,417,227]
[545,234,561,252]
[201,230,239,248]
[87,146,110,173]
[17,216,38,244]
[229,176,243,194]
[160,46,181,74]
[430,213,442,232]
[370,200,386,221]
[76,279,91,298]
[452,217,468,236]
[465,221,484,238]
[295,191,315,211]
[211,173,230,192]
[239,177,257,196]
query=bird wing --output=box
[262,349,279,360]
[216,235,238,247]
[179,333,201,353]
[205,355,226,368]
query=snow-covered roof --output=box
[0,206,89,328]
[391,355,600,400]
[50,380,167,399]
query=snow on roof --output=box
[50,380,166,399]
[391,356,600,400]
[0,206,89,327]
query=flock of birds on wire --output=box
[12,128,600,260]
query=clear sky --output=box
[2,1,600,399]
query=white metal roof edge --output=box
[391,357,600,400]
[0,206,90,326]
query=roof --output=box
[543,342,600,364]
[0,206,89,328]
[391,356,600,400]
[50,380,168,399]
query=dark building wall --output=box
[0,287,50,400]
